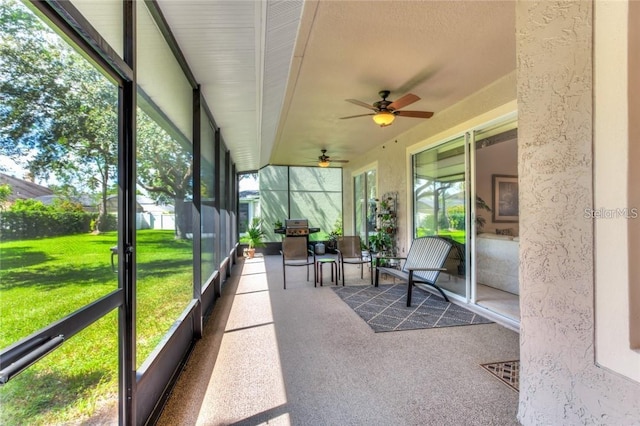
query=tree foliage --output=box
[0,183,11,206]
[137,109,193,239]
[1,0,194,237]
[0,0,118,231]
[9,197,83,213]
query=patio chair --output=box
[281,236,316,289]
[375,236,453,306]
[337,236,372,285]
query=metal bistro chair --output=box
[337,236,372,285]
[281,236,316,289]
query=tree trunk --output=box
[174,195,189,239]
[96,178,109,232]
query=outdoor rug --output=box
[332,284,492,333]
[481,360,520,392]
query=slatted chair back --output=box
[281,236,316,289]
[282,236,311,261]
[337,236,372,285]
[337,236,362,259]
[402,236,453,285]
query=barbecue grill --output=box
[275,219,320,236]
[285,219,309,236]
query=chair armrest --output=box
[373,255,405,269]
[374,255,405,265]
[375,255,407,261]
[406,267,447,272]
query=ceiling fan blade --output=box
[331,159,349,163]
[345,99,377,111]
[395,110,434,118]
[339,113,375,119]
[388,93,420,111]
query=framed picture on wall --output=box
[492,175,518,222]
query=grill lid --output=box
[285,219,309,236]
[285,219,308,228]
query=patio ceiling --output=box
[157,0,515,173]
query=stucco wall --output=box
[594,0,640,383]
[517,1,640,424]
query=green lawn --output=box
[416,228,466,244]
[0,230,193,425]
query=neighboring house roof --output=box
[239,190,259,200]
[0,173,53,202]
[137,195,174,214]
[34,194,98,212]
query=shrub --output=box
[0,198,102,240]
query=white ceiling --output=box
[158,0,516,173]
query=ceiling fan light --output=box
[318,160,330,168]
[372,111,395,127]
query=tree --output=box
[0,0,118,231]
[136,109,193,239]
[0,183,11,210]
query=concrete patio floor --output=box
[157,253,520,425]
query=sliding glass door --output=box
[412,136,469,298]
[410,116,519,323]
[354,168,377,247]
[472,122,520,321]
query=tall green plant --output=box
[247,217,266,249]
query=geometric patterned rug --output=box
[481,360,520,392]
[332,284,493,333]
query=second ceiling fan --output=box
[340,90,433,127]
[317,149,348,168]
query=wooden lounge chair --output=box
[374,236,453,306]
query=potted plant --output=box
[475,196,492,232]
[369,231,394,266]
[244,217,266,258]
[325,218,343,252]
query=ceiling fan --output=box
[317,149,348,168]
[340,90,434,127]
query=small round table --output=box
[316,258,339,286]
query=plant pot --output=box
[244,248,255,258]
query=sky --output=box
[0,155,28,179]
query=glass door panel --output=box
[135,0,195,369]
[412,136,468,298]
[201,119,217,285]
[0,0,120,422]
[366,170,377,246]
[354,174,365,240]
[472,124,520,321]
[353,168,377,247]
[135,104,194,368]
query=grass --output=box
[0,230,193,425]
[435,230,466,244]
[416,228,466,244]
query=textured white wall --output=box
[593,0,640,383]
[517,1,640,424]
